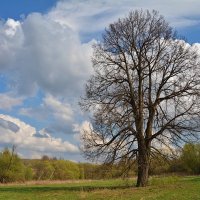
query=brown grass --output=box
[0,179,94,186]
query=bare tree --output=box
[80,10,200,187]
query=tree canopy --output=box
[80,10,200,187]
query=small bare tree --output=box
[80,10,200,187]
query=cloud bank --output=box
[0,114,79,158]
[0,0,200,159]
[0,15,93,97]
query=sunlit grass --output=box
[0,176,199,200]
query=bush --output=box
[0,148,25,183]
[180,143,200,174]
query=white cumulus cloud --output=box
[0,93,23,110]
[0,12,94,97]
[48,0,200,35]
[44,95,74,122]
[0,114,79,158]
[20,95,76,134]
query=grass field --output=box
[0,176,199,200]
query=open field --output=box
[0,176,199,200]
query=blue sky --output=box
[0,0,200,161]
[0,0,58,19]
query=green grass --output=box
[0,176,200,200]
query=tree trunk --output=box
[136,145,150,187]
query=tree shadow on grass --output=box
[0,185,134,193]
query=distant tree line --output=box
[0,143,199,183]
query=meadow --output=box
[0,176,199,200]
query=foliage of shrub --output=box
[0,143,199,183]
[180,143,200,174]
[0,148,25,183]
